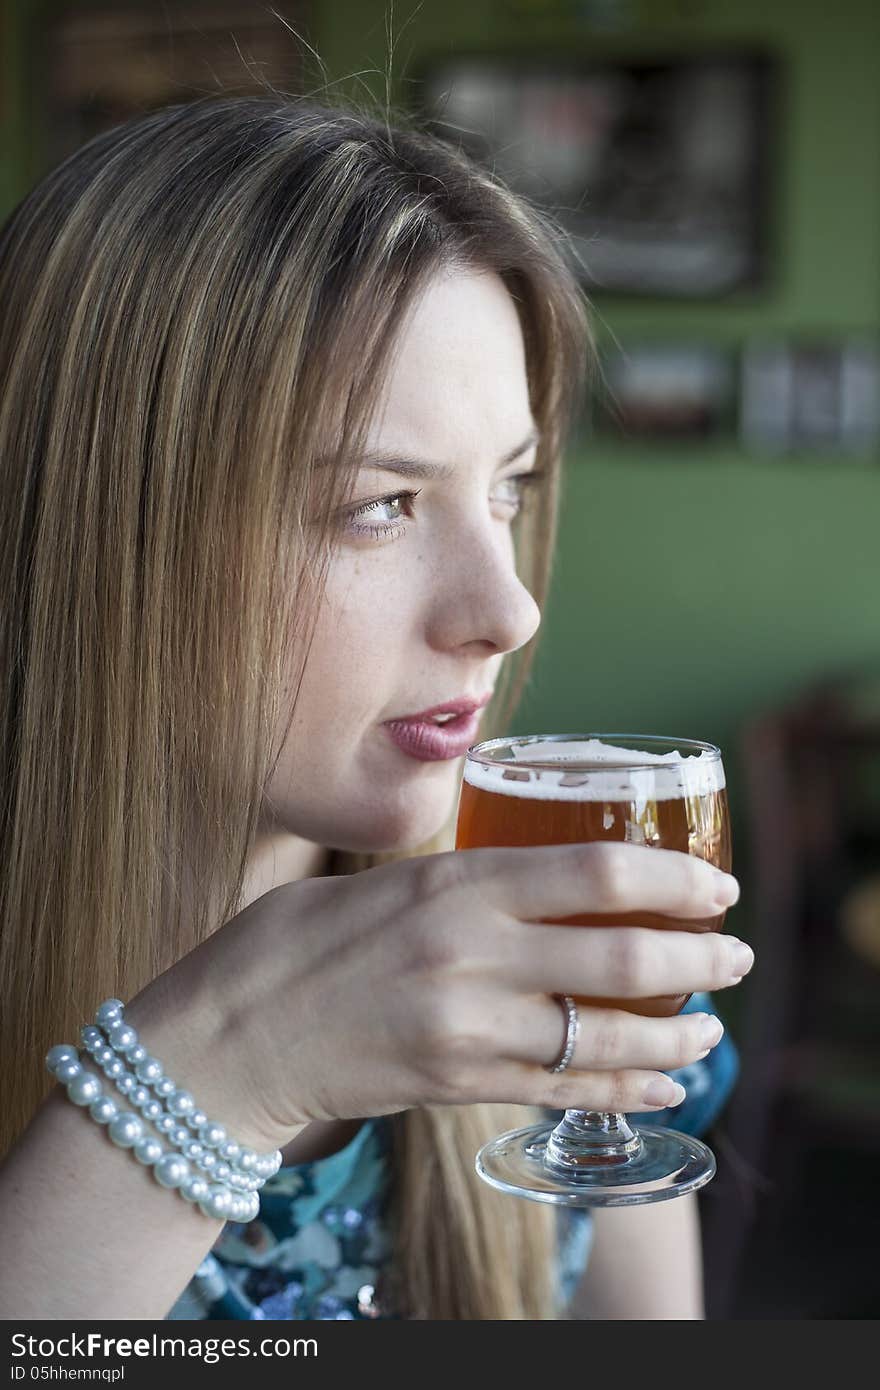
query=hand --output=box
[127,843,749,1151]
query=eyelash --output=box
[343,471,547,542]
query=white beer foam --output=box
[463,737,725,802]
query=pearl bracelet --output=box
[46,996,284,1220]
[45,1045,258,1222]
[85,999,282,1188]
[78,1011,278,1195]
[79,1029,259,1195]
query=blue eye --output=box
[342,471,545,542]
[344,490,421,541]
[493,475,532,508]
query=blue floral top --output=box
[166,993,738,1321]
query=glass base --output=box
[476,1120,716,1207]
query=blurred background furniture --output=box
[702,670,880,1319]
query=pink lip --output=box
[389,691,494,722]
[382,691,493,763]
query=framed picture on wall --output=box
[593,342,738,441]
[38,2,311,171]
[417,51,775,298]
[740,339,880,456]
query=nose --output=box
[425,520,541,658]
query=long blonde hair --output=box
[0,96,589,1318]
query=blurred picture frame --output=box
[39,1,311,169]
[740,339,880,456]
[592,342,738,441]
[418,50,775,298]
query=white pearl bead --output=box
[142,1099,163,1121]
[107,1022,138,1053]
[190,1110,208,1129]
[89,1096,119,1125]
[157,1114,176,1134]
[103,1057,125,1079]
[167,1089,194,1117]
[182,1175,209,1204]
[108,1112,144,1147]
[80,1026,102,1049]
[96,999,125,1026]
[134,1056,162,1084]
[183,1140,204,1161]
[199,1185,232,1220]
[67,1072,103,1106]
[53,1058,84,1084]
[215,1163,231,1183]
[171,1126,190,1147]
[200,1151,217,1171]
[198,1121,227,1149]
[238,1148,257,1172]
[156,1077,175,1098]
[220,1139,241,1163]
[134,1136,163,1166]
[229,1194,248,1222]
[128,1044,147,1065]
[94,1045,114,1066]
[45,1045,78,1075]
[131,1085,150,1108]
[116,1073,136,1095]
[154,1153,190,1188]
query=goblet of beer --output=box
[455,734,732,1207]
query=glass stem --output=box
[542,1110,644,1177]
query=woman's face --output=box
[264,266,542,854]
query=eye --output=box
[492,471,545,513]
[340,469,546,544]
[343,490,420,540]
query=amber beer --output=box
[455,738,731,1019]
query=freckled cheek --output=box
[305,571,407,716]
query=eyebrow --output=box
[340,427,541,482]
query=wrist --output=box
[124,975,298,1155]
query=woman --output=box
[0,96,747,1320]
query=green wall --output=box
[311,0,880,767]
[3,0,880,905]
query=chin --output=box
[334,779,460,855]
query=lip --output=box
[388,691,494,722]
[381,691,493,763]
[383,709,485,762]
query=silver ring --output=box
[546,994,579,1073]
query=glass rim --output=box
[464,732,723,773]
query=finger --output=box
[462,842,739,923]
[497,923,754,998]
[501,997,725,1073]
[489,1060,688,1114]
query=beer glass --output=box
[455,734,732,1207]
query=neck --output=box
[238,828,331,909]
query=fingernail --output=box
[712,872,740,909]
[642,1078,686,1107]
[731,940,754,977]
[699,1014,724,1048]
